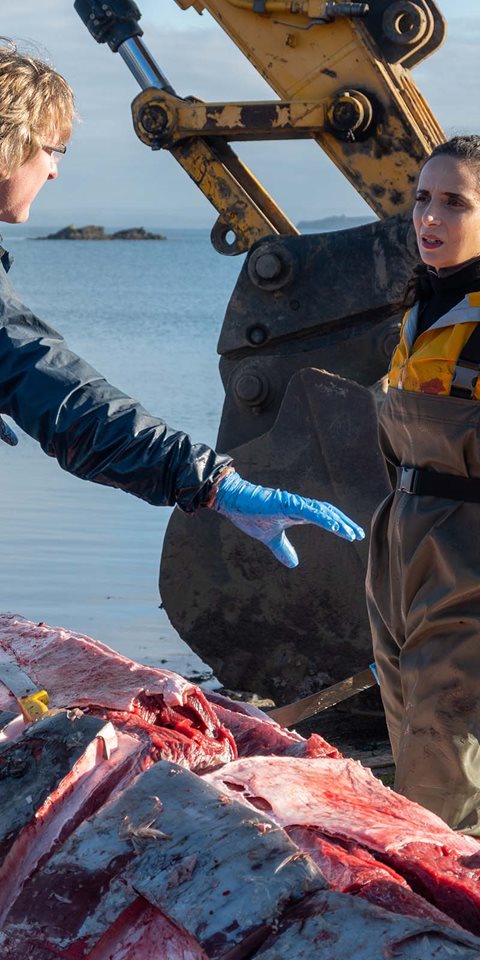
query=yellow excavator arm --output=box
[76,0,445,253]
[172,0,445,214]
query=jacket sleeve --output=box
[0,266,232,512]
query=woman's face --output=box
[413,155,480,270]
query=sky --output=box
[1,0,479,228]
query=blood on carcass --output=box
[1,614,480,959]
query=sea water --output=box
[0,226,242,676]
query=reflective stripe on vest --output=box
[388,292,480,397]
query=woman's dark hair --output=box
[403,262,433,308]
[403,135,480,307]
[427,134,480,167]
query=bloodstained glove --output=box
[213,471,365,569]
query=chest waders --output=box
[366,302,480,835]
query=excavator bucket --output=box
[161,368,390,703]
[160,218,415,703]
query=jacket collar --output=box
[405,293,480,350]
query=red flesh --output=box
[1,615,480,956]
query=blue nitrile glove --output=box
[213,471,365,569]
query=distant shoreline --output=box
[297,214,376,231]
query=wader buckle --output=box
[397,465,480,502]
[398,466,417,494]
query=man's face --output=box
[0,146,59,223]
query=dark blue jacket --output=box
[0,249,231,511]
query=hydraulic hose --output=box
[224,0,369,18]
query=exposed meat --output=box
[103,709,231,773]
[206,756,479,851]
[1,762,324,959]
[251,891,480,960]
[2,615,480,957]
[0,613,194,710]
[206,690,341,759]
[287,827,462,930]
[206,757,480,934]
[0,614,236,771]
[379,841,480,938]
[87,898,208,960]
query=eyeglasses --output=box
[42,143,67,164]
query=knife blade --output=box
[268,663,378,728]
[0,652,50,720]
[0,653,40,699]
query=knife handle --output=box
[18,690,50,722]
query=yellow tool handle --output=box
[18,689,50,722]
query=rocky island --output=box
[36,224,166,240]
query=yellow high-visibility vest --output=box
[388,292,480,397]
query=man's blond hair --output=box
[0,46,75,178]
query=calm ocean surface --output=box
[0,226,243,677]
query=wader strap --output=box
[398,466,480,502]
[450,322,480,398]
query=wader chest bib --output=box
[367,385,480,834]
